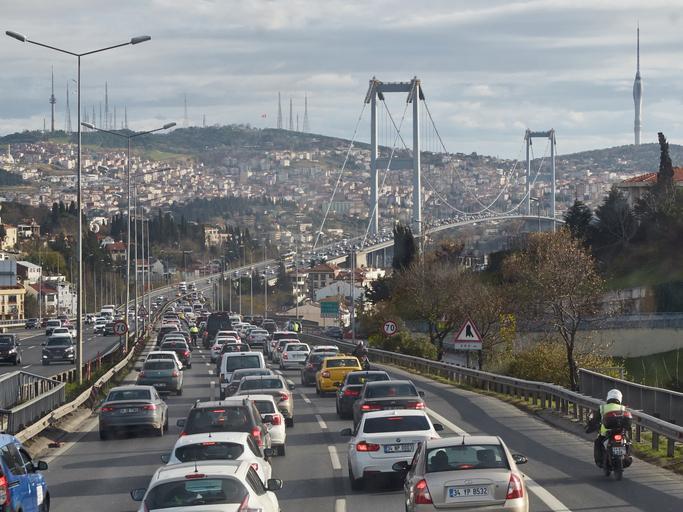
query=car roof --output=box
[108,384,155,392]
[147,351,179,356]
[425,436,502,448]
[193,398,252,408]
[150,460,247,483]
[364,379,411,387]
[172,432,252,448]
[223,351,262,357]
[240,393,278,404]
[241,375,281,381]
[363,409,429,419]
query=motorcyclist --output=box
[189,323,199,347]
[352,340,369,369]
[586,388,628,467]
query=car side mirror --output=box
[160,454,170,463]
[41,342,46,346]
[176,419,186,428]
[35,461,48,471]
[392,461,410,472]
[288,383,296,391]
[433,423,444,432]
[266,478,283,491]
[263,448,275,458]
[418,391,425,398]
[512,454,528,465]
[130,488,146,501]
[339,428,353,437]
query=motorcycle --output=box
[587,410,633,480]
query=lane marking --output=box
[334,498,346,512]
[299,393,311,404]
[315,414,328,430]
[22,365,32,369]
[207,370,213,375]
[327,445,342,470]
[526,478,572,511]
[425,407,468,436]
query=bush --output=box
[505,340,622,388]
[368,331,437,360]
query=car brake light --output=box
[172,370,179,377]
[506,473,524,500]
[179,431,187,437]
[0,474,10,505]
[270,414,282,425]
[183,350,190,357]
[322,371,330,378]
[279,392,289,402]
[185,473,206,479]
[250,463,259,472]
[251,427,263,447]
[101,406,114,412]
[414,479,433,504]
[283,353,288,360]
[138,371,145,378]
[201,442,217,446]
[143,404,157,411]
[356,441,380,452]
[406,401,425,410]
[343,389,360,397]
[237,494,251,512]
[613,434,623,442]
[361,404,381,412]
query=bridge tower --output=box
[524,129,557,229]
[365,77,423,236]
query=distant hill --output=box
[556,143,683,174]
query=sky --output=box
[2,0,683,158]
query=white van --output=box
[100,305,116,318]
[219,352,266,397]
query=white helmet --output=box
[606,389,622,403]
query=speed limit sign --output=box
[382,320,398,336]
[113,320,128,336]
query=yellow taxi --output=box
[316,355,362,395]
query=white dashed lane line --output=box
[315,414,328,430]
[327,445,342,470]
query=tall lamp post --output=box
[7,30,152,383]
[530,197,541,232]
[82,122,175,347]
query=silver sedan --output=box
[98,385,168,440]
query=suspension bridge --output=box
[313,76,563,267]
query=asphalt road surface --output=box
[34,342,683,512]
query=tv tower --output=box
[633,24,643,146]
[288,97,293,131]
[49,66,56,133]
[277,92,283,129]
[124,106,128,130]
[303,93,309,132]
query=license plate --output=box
[448,486,489,498]
[612,446,626,455]
[384,443,414,453]
[153,383,166,388]
[120,408,139,414]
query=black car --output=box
[262,319,277,333]
[160,340,192,368]
[24,318,39,329]
[324,326,344,339]
[336,370,391,419]
[351,379,425,427]
[42,336,76,365]
[0,334,22,365]
[300,351,338,386]
[176,398,271,448]
[103,321,116,336]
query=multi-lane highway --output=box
[32,340,683,512]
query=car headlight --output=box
[8,348,16,354]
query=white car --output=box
[279,342,310,370]
[242,394,287,456]
[270,338,299,364]
[342,409,444,490]
[161,432,274,482]
[216,330,240,340]
[130,460,282,512]
[311,345,340,355]
[211,337,238,362]
[145,350,184,370]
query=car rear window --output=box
[226,355,262,371]
[239,378,282,391]
[185,407,252,434]
[326,358,358,368]
[365,383,417,398]
[253,400,276,414]
[347,372,390,385]
[363,415,431,433]
[145,478,247,508]
[426,445,509,472]
[309,353,336,364]
[46,338,71,346]
[161,342,187,350]
[174,442,245,462]
[107,389,152,401]
[144,361,175,370]
[285,344,308,351]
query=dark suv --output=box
[42,336,76,365]
[0,334,22,365]
[24,318,39,329]
[300,351,338,386]
[159,340,192,368]
[176,398,271,448]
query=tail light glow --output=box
[101,406,114,412]
[279,392,289,402]
[361,404,382,412]
[0,474,9,505]
[414,479,432,504]
[506,473,524,500]
[251,426,263,446]
[343,388,360,397]
[406,401,425,410]
[143,404,157,411]
[356,441,380,452]
[322,371,330,378]
[613,434,623,442]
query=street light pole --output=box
[250,268,254,317]
[7,30,152,383]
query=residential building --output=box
[617,167,683,207]
[104,241,127,262]
[16,261,42,284]
[0,260,17,286]
[307,263,339,295]
[0,285,25,319]
[0,224,17,251]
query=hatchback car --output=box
[234,375,296,427]
[341,409,443,490]
[301,351,338,386]
[223,368,274,397]
[352,380,426,428]
[0,433,49,512]
[396,436,529,512]
[242,394,287,456]
[145,350,184,370]
[336,370,391,419]
[137,359,183,395]
[159,340,192,368]
[0,334,22,366]
[130,460,282,512]
[279,342,310,370]
[99,385,168,440]
[316,356,362,394]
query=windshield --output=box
[144,361,176,370]
[185,407,252,434]
[174,442,245,462]
[325,358,358,368]
[426,445,509,472]
[254,400,276,414]
[226,355,261,371]
[47,339,71,347]
[363,415,431,433]
[365,383,417,398]
[285,344,308,351]
[239,378,282,390]
[347,373,390,385]
[107,389,151,401]
[145,478,247,508]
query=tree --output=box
[430,239,465,265]
[364,275,392,306]
[0,224,6,242]
[564,200,593,241]
[502,229,605,390]
[392,223,416,272]
[655,132,675,199]
[591,187,637,259]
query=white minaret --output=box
[633,24,643,145]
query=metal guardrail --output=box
[580,368,683,427]
[302,333,683,458]
[0,371,65,434]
